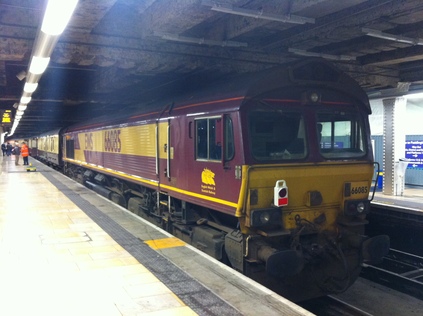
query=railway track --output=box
[361,248,423,300]
[299,295,374,316]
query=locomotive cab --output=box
[229,81,389,300]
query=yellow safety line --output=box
[144,237,186,250]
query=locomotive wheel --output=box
[111,192,126,208]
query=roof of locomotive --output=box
[34,127,64,138]
[63,58,370,133]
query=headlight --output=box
[357,202,366,213]
[310,92,320,103]
[250,208,282,228]
[344,200,369,216]
[260,212,271,224]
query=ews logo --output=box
[84,130,122,152]
[85,133,93,150]
[104,129,121,152]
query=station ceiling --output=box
[2,0,423,138]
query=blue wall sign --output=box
[322,142,344,149]
[405,140,423,169]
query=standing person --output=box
[1,142,6,156]
[6,142,12,156]
[12,142,21,165]
[21,142,29,165]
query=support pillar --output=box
[0,126,4,144]
[382,97,407,195]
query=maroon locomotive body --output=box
[35,60,389,301]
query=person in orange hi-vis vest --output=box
[21,142,29,166]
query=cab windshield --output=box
[248,106,367,162]
[249,110,307,160]
[317,110,366,158]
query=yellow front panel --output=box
[245,162,373,230]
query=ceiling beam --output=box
[214,0,330,40]
[69,0,119,30]
[263,0,421,50]
[54,32,290,69]
[139,0,212,35]
[359,45,423,66]
[400,60,423,82]
[335,62,400,88]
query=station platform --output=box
[372,184,423,212]
[0,155,312,316]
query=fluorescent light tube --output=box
[20,96,31,104]
[18,104,27,111]
[29,56,50,74]
[41,0,79,35]
[24,82,38,93]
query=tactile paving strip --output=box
[42,171,242,316]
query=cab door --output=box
[165,118,171,180]
[157,118,173,184]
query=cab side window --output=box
[224,116,234,160]
[196,117,222,161]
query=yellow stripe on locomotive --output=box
[72,122,168,163]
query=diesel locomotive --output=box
[30,59,389,301]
